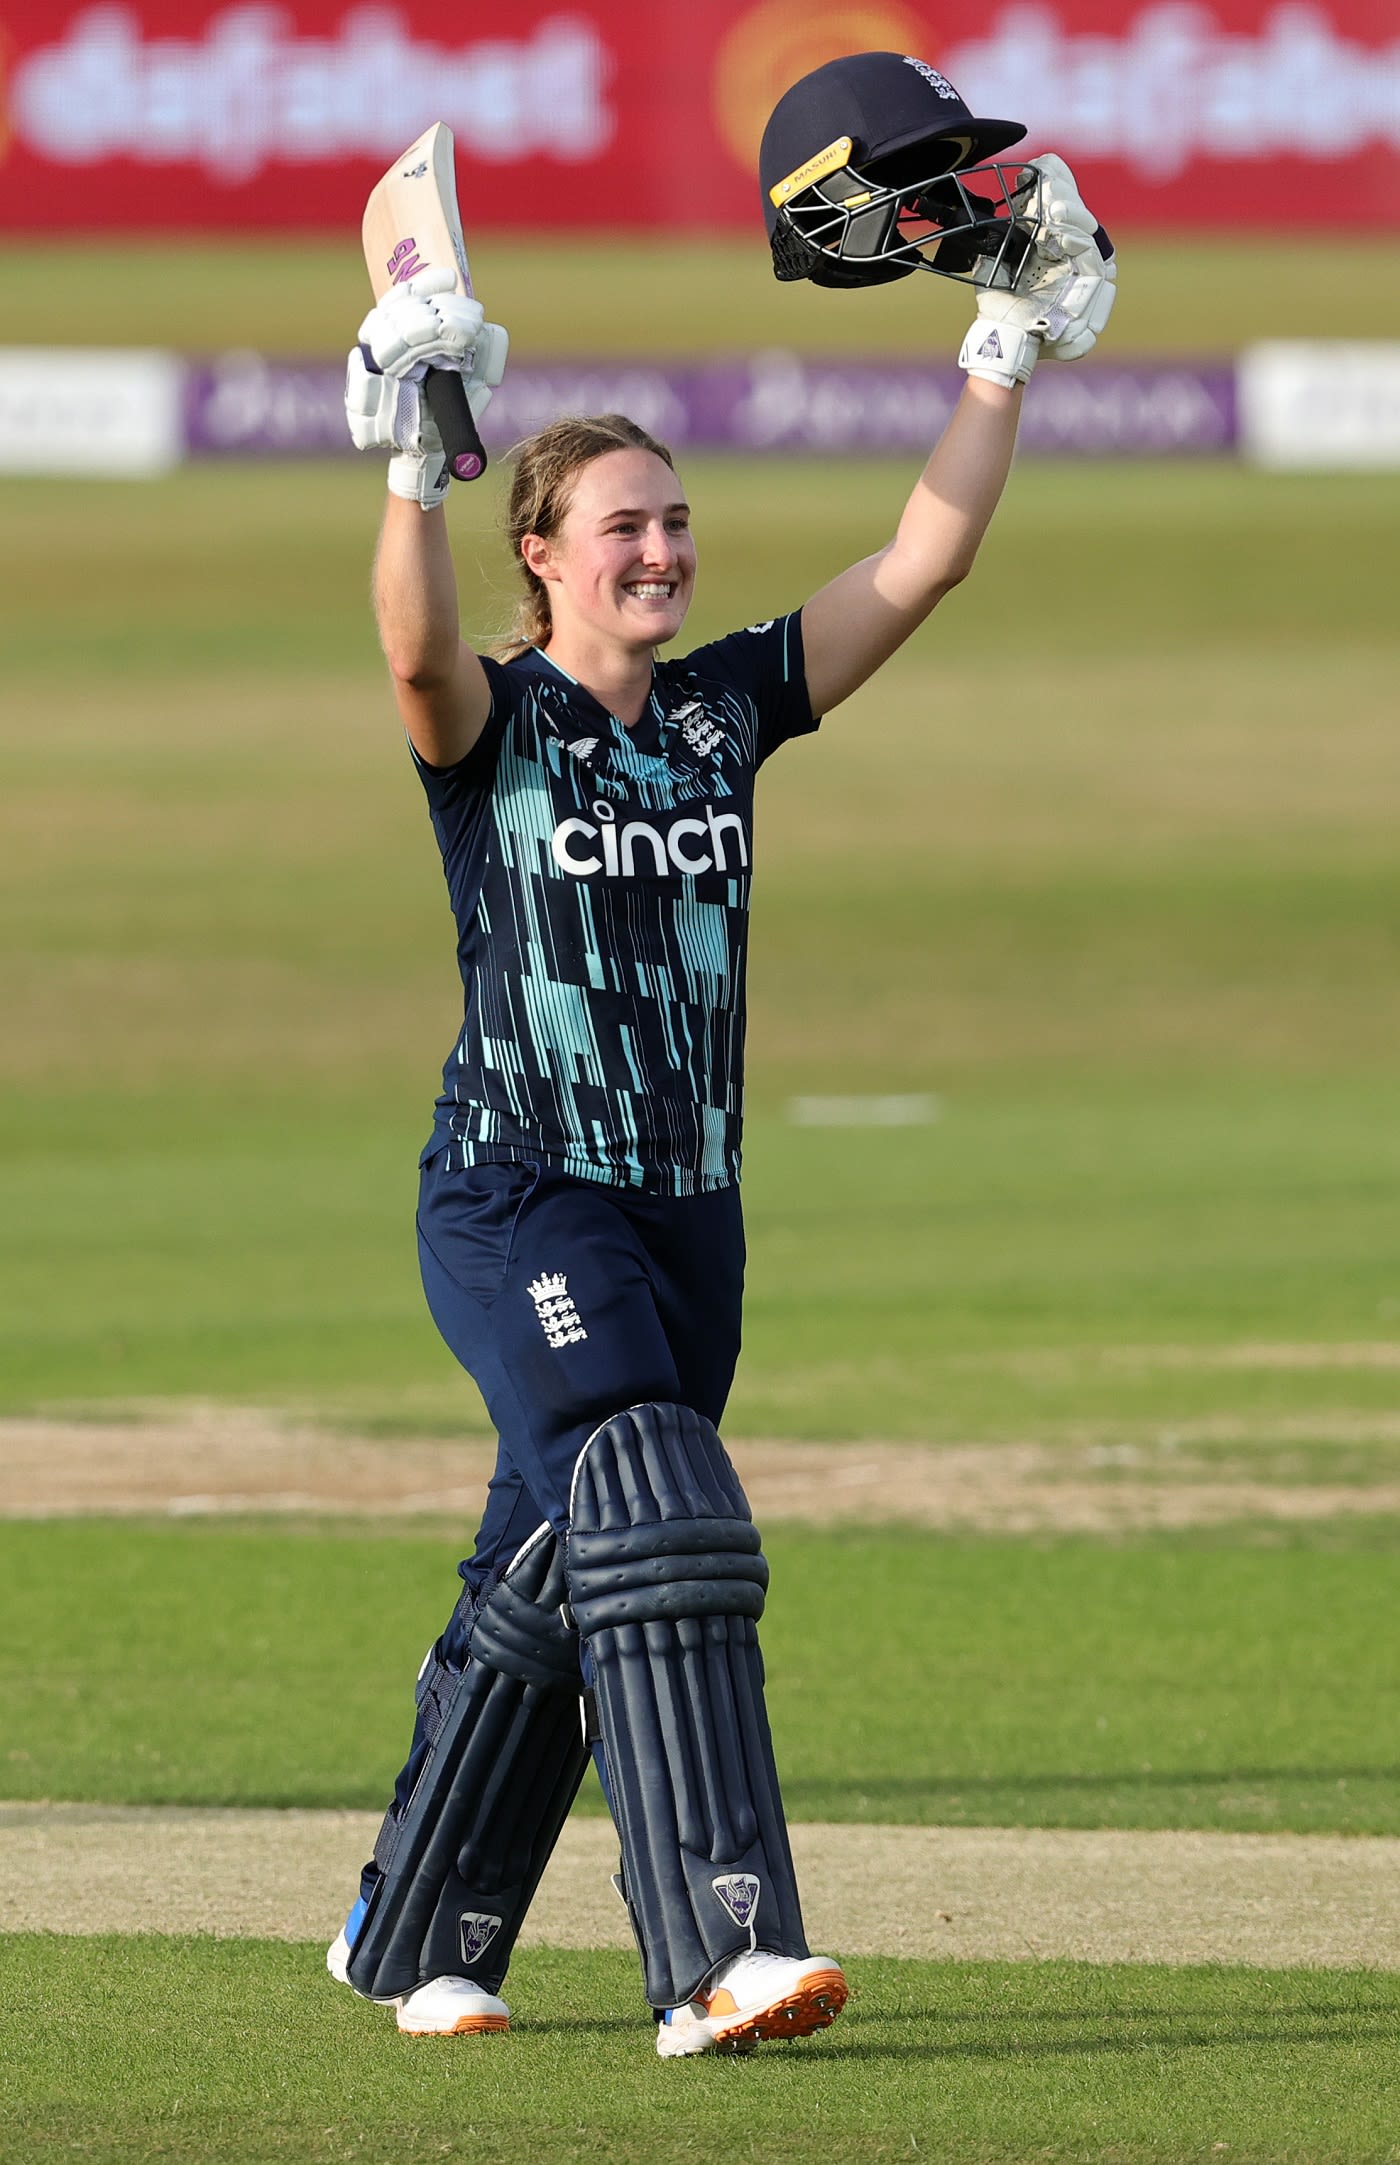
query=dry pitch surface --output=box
[6,1409,1399,1972]
[9,1397,1400,1533]
[5,1805,1399,1972]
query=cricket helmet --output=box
[760,51,1030,290]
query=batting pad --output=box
[568,1402,809,2009]
[347,1524,589,2000]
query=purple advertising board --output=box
[183,355,1238,461]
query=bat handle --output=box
[424,367,488,483]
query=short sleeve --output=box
[408,655,510,805]
[685,612,820,768]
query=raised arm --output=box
[374,495,492,769]
[801,377,1021,717]
[800,152,1117,718]
[345,267,509,766]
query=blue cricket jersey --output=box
[413,612,819,1195]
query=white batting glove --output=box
[1015,154,1118,363]
[1027,245,1117,363]
[357,267,486,379]
[958,292,1042,389]
[1015,154,1102,267]
[959,154,1117,386]
[345,270,509,509]
[345,360,448,506]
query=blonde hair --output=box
[493,413,678,661]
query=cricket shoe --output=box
[656,1950,847,2058]
[392,1975,510,2037]
[325,1894,367,1988]
[326,1903,509,2037]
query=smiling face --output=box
[522,447,697,658]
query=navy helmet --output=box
[760,52,1030,290]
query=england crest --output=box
[712,1872,761,1928]
[670,697,723,759]
[459,1910,503,1965]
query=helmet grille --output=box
[770,219,817,283]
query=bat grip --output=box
[424,367,487,483]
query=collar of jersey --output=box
[516,645,669,742]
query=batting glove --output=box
[1015,155,1105,269]
[959,155,1117,388]
[1015,154,1118,363]
[346,270,509,509]
[357,266,487,379]
[1027,242,1117,364]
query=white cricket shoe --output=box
[327,1921,509,2035]
[393,1975,510,2037]
[656,1950,847,2058]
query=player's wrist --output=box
[388,451,451,510]
[958,316,1039,389]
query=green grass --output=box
[4,462,1397,681]
[4,245,1398,2165]
[4,1941,1399,2164]
[7,1078,1400,1439]
[4,234,1400,354]
[4,1521,1397,1831]
[1,456,1398,1433]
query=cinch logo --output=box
[550,800,749,880]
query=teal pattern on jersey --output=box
[414,614,818,1196]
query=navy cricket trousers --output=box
[417,1149,746,1591]
[359,1151,748,1907]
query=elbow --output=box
[393,661,445,695]
[940,550,979,595]
[922,563,971,614]
[382,641,454,693]
[884,540,975,617]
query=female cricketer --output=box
[332,61,1114,2061]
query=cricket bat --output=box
[362,122,488,484]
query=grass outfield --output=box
[1,456,1397,1433]
[4,1520,1397,1831]
[4,234,1400,354]
[5,1941,1399,2165]
[4,234,1397,2165]
[6,1078,1400,1435]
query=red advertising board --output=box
[2,1,1397,233]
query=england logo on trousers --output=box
[712,1872,761,1928]
[527,1271,588,1348]
[459,1910,503,1966]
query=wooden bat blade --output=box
[362,122,474,299]
[361,121,487,483]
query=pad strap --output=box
[568,1402,808,2009]
[346,1524,589,1999]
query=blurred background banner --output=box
[4,0,1398,234]
[171,353,1239,463]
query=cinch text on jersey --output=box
[549,800,750,879]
